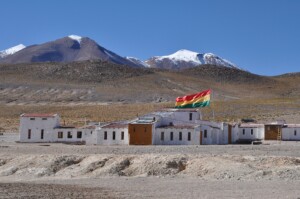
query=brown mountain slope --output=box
[0,61,298,104]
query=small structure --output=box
[264,121,285,140]
[19,113,96,143]
[95,122,129,145]
[237,123,265,143]
[282,124,300,141]
[19,113,60,143]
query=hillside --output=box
[0,61,298,105]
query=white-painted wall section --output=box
[282,126,300,141]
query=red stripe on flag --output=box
[176,89,211,102]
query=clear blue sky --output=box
[1,0,299,75]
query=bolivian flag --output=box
[175,89,211,108]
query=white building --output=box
[282,124,300,141]
[19,113,96,143]
[237,123,265,143]
[95,122,129,145]
[19,113,60,143]
[154,124,200,145]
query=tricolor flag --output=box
[175,89,211,108]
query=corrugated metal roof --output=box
[21,113,57,118]
[239,123,264,128]
[284,124,300,128]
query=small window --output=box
[204,130,207,138]
[243,129,245,135]
[169,122,173,126]
[104,131,107,140]
[161,132,164,141]
[28,129,31,139]
[121,131,124,140]
[170,132,173,141]
[188,132,191,141]
[251,129,253,135]
[58,131,63,139]
[179,132,182,141]
[30,118,35,120]
[189,113,193,121]
[41,129,44,139]
[113,131,116,140]
[295,130,297,136]
[90,131,93,134]
[67,131,72,138]
[42,118,47,120]
[77,131,82,139]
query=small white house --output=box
[95,122,129,145]
[200,122,228,145]
[19,113,60,143]
[282,124,300,141]
[237,123,265,142]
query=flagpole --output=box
[212,89,215,121]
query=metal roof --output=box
[21,113,58,118]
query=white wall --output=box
[282,127,300,141]
[53,128,89,143]
[238,127,264,141]
[154,127,200,145]
[231,125,239,143]
[96,127,128,145]
[19,115,60,143]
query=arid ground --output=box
[0,133,300,198]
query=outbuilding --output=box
[282,124,300,141]
[238,123,265,143]
[95,122,128,145]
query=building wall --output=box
[238,127,264,141]
[96,128,128,145]
[53,128,88,142]
[201,126,222,145]
[19,116,60,142]
[154,128,199,145]
[282,127,300,141]
[231,125,240,143]
[128,123,153,145]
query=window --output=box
[121,131,124,140]
[179,132,182,140]
[251,129,253,135]
[295,130,297,136]
[77,131,82,139]
[41,129,44,139]
[161,132,164,141]
[243,129,245,135]
[204,130,207,138]
[113,131,116,140]
[189,113,193,121]
[90,131,93,134]
[42,118,47,120]
[188,132,191,141]
[104,131,107,140]
[58,131,63,139]
[28,129,31,139]
[67,131,72,138]
[170,132,173,141]
[30,118,35,120]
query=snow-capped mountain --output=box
[0,35,141,67]
[125,56,150,67]
[0,44,26,58]
[145,49,239,70]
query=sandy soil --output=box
[0,133,300,199]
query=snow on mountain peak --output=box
[68,35,82,43]
[158,49,201,64]
[0,44,26,58]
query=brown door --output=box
[128,123,153,145]
[265,125,282,140]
